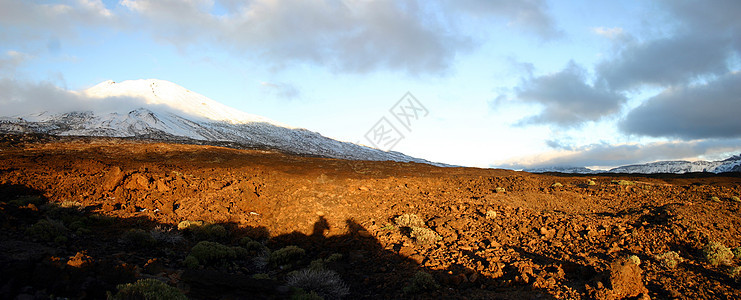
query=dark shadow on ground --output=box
[0,183,578,299]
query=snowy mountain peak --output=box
[1,79,440,166]
[82,79,288,127]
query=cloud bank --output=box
[496,139,741,170]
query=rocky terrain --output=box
[1,133,741,299]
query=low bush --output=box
[403,271,439,294]
[551,182,563,188]
[270,245,305,266]
[190,224,228,241]
[410,227,441,245]
[654,251,684,269]
[120,229,157,248]
[732,267,741,282]
[186,241,248,267]
[26,219,67,243]
[109,278,186,300]
[287,268,349,299]
[395,214,425,228]
[613,180,635,186]
[732,247,741,259]
[704,241,734,267]
[494,187,506,193]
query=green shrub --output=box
[732,196,741,202]
[309,253,343,271]
[494,187,506,193]
[177,220,203,230]
[395,214,425,228]
[290,288,323,300]
[26,219,67,242]
[8,195,44,207]
[270,245,305,266]
[613,180,635,186]
[326,253,342,263]
[120,229,157,248]
[403,271,439,294]
[704,241,734,266]
[628,255,641,266]
[654,251,684,269]
[110,278,186,300]
[587,180,596,186]
[410,227,441,245]
[551,182,563,188]
[711,196,721,202]
[733,247,741,259]
[287,269,349,299]
[187,241,248,267]
[732,267,741,282]
[380,224,395,230]
[190,224,228,241]
[184,255,200,269]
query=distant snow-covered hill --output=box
[608,155,741,174]
[525,155,741,174]
[522,166,596,174]
[0,79,439,165]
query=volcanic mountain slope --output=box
[1,134,741,299]
[0,79,436,164]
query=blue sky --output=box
[2,0,741,169]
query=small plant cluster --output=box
[178,220,228,241]
[551,182,563,188]
[394,214,441,245]
[612,180,635,186]
[120,228,157,248]
[309,253,343,271]
[494,187,506,193]
[26,218,68,244]
[270,245,306,267]
[184,240,250,268]
[627,255,641,266]
[654,251,684,269]
[287,268,350,299]
[22,197,103,244]
[703,241,734,267]
[108,278,187,300]
[402,271,440,294]
[587,179,597,186]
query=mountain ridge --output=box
[0,79,442,165]
[525,154,741,174]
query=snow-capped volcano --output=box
[0,79,437,164]
[82,79,284,126]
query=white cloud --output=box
[260,81,300,100]
[121,0,473,75]
[592,27,624,39]
[447,0,562,39]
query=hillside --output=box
[0,79,437,165]
[1,134,741,299]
